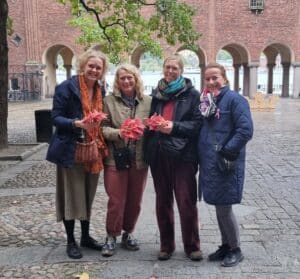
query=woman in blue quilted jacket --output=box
[198,63,253,267]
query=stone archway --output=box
[130,46,147,68]
[177,46,206,90]
[220,43,250,96]
[263,43,294,97]
[42,44,74,98]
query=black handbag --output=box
[112,144,132,170]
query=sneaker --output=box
[101,236,116,257]
[188,250,203,261]
[80,236,103,251]
[121,232,139,251]
[157,251,172,261]
[221,247,244,267]
[66,242,82,259]
[208,244,230,261]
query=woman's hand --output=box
[157,120,173,134]
[73,119,99,131]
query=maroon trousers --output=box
[104,164,148,237]
[150,152,200,255]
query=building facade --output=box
[7,0,300,98]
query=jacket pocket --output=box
[160,136,189,158]
[46,135,69,163]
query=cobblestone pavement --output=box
[0,98,299,278]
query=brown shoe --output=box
[157,251,172,261]
[188,250,203,261]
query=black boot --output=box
[221,247,244,267]
[63,219,82,259]
[80,220,102,251]
[208,244,230,261]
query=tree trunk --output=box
[0,0,8,149]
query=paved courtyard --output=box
[0,98,299,278]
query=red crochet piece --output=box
[120,118,145,140]
[144,113,167,131]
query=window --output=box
[249,0,264,11]
[11,34,22,47]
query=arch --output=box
[176,45,207,67]
[42,44,75,98]
[220,43,250,65]
[130,46,147,68]
[263,42,294,64]
[176,46,207,90]
[218,43,250,95]
[262,43,294,97]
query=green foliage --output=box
[7,17,13,36]
[57,0,200,64]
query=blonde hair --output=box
[76,49,109,80]
[205,63,230,86]
[163,54,184,73]
[113,64,145,99]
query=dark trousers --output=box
[150,152,200,254]
[104,164,148,237]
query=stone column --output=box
[248,62,259,98]
[233,64,241,92]
[24,0,41,62]
[267,63,275,94]
[292,62,300,98]
[243,63,250,97]
[281,62,290,97]
[200,64,206,91]
[64,65,72,79]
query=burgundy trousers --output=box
[150,152,200,255]
[104,164,148,237]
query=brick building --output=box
[7,0,300,98]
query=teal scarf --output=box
[156,76,186,100]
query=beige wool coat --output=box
[102,91,152,169]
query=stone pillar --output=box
[64,65,72,79]
[281,62,290,98]
[24,0,40,62]
[267,63,275,94]
[200,64,206,91]
[292,62,300,98]
[243,63,250,97]
[233,64,241,92]
[248,62,259,98]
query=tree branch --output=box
[135,0,156,5]
[79,0,130,41]
[79,0,111,43]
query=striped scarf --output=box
[156,76,186,100]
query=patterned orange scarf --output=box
[79,75,108,174]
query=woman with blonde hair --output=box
[46,49,108,259]
[101,63,151,257]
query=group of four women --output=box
[46,49,253,268]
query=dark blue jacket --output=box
[198,86,253,205]
[46,76,83,167]
[144,78,202,164]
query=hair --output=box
[163,54,184,73]
[205,62,230,86]
[113,63,145,99]
[76,49,109,80]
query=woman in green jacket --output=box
[101,64,151,257]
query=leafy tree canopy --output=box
[57,0,200,64]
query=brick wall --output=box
[7,0,300,69]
